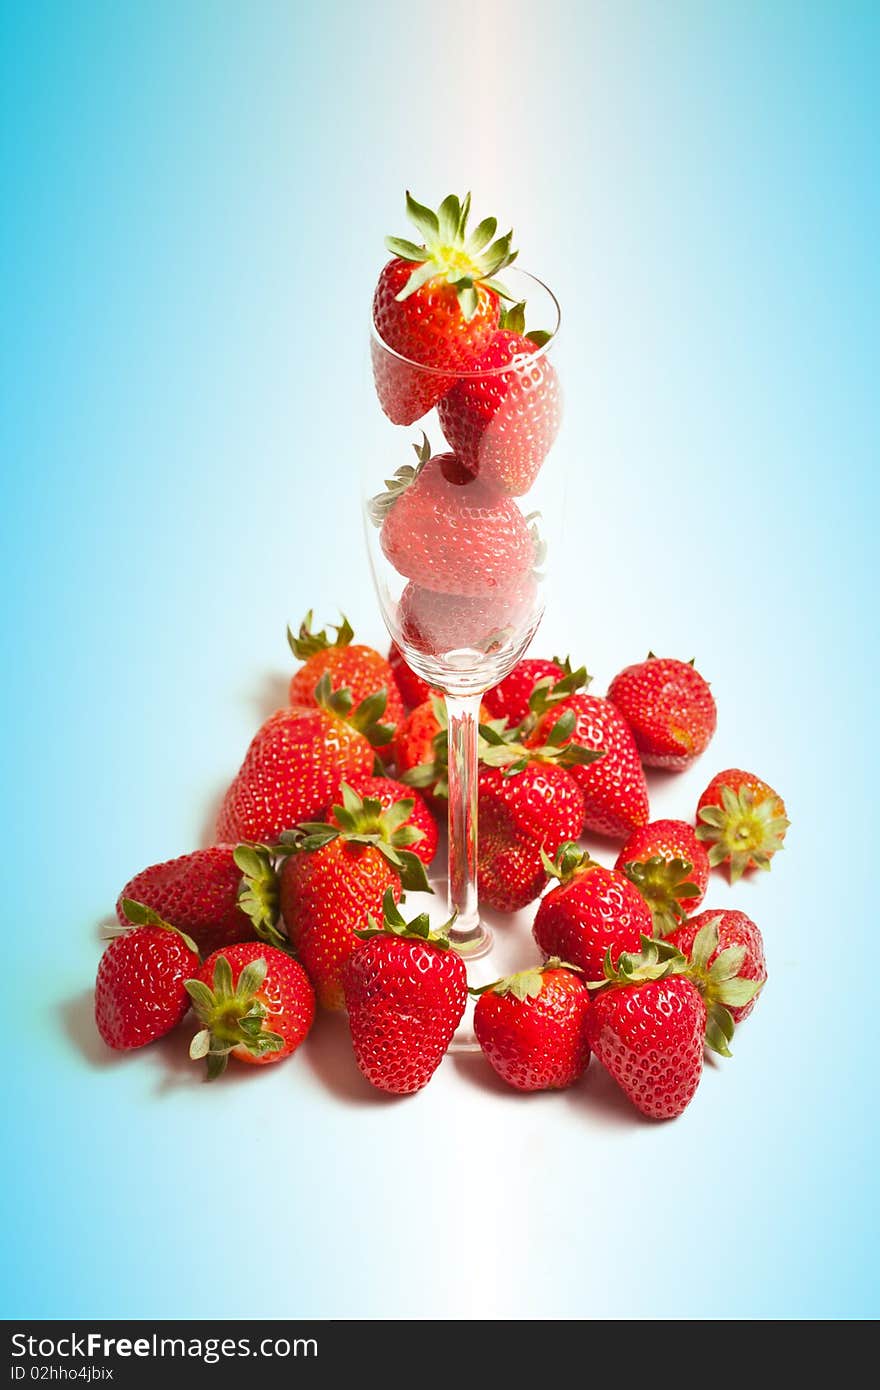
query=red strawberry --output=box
[371,437,535,597]
[473,960,591,1091]
[695,769,789,882]
[607,654,717,770]
[478,764,586,912]
[287,612,404,750]
[397,572,537,658]
[475,711,600,913]
[326,772,438,866]
[116,844,284,955]
[95,900,200,1050]
[586,944,707,1120]
[614,819,710,937]
[342,892,468,1094]
[186,944,314,1079]
[532,843,654,980]
[278,784,431,1010]
[668,911,766,1038]
[483,656,570,726]
[437,301,561,495]
[216,675,389,844]
[371,192,515,425]
[388,643,433,709]
[526,687,649,839]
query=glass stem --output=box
[444,692,482,946]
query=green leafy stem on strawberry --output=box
[587,922,762,1058]
[386,191,517,322]
[355,888,454,948]
[276,782,432,894]
[468,956,582,1001]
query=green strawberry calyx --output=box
[586,935,689,993]
[387,192,517,322]
[355,888,454,949]
[479,701,604,776]
[232,844,288,950]
[118,898,199,957]
[312,670,395,748]
[287,610,355,660]
[368,432,431,527]
[540,842,602,886]
[517,665,593,738]
[622,854,702,938]
[679,916,763,1059]
[277,783,432,894]
[400,692,450,800]
[695,783,790,882]
[469,956,582,1000]
[185,954,284,1081]
[499,300,553,349]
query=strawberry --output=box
[95,900,200,1050]
[388,643,433,709]
[342,892,468,1094]
[326,772,438,866]
[371,436,535,597]
[525,683,649,839]
[186,944,315,1079]
[278,784,431,1010]
[475,705,599,912]
[607,653,717,770]
[394,695,451,807]
[472,960,591,1091]
[437,300,560,495]
[668,911,766,1042]
[371,192,516,425]
[482,655,571,726]
[695,768,789,882]
[287,612,404,750]
[216,674,390,844]
[532,843,654,980]
[116,844,284,955]
[586,939,708,1120]
[614,819,710,937]
[397,573,537,658]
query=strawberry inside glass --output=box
[364,191,563,988]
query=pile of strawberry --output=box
[95,614,789,1119]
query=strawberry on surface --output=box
[482,655,571,726]
[532,843,654,981]
[278,784,431,1011]
[216,674,390,845]
[371,192,515,424]
[695,768,789,882]
[116,844,284,955]
[394,695,451,807]
[473,961,591,1092]
[95,900,201,1051]
[614,819,710,938]
[326,772,438,866]
[397,573,538,658]
[186,944,315,1080]
[287,612,404,748]
[371,436,535,598]
[526,685,649,839]
[387,643,433,710]
[586,943,708,1121]
[342,892,468,1095]
[607,654,717,771]
[437,300,561,496]
[669,910,766,1033]
[475,706,600,913]
[478,763,586,913]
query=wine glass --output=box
[363,267,563,970]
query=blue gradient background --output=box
[2,1,877,1319]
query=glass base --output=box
[449,923,494,960]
